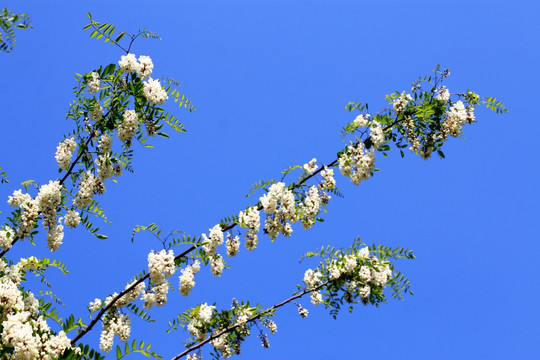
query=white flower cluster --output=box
[98,134,112,154]
[310,291,323,306]
[179,260,201,296]
[118,110,139,143]
[36,180,62,230]
[338,141,376,185]
[369,121,385,150]
[303,268,322,288]
[225,234,240,257]
[320,167,336,190]
[0,261,72,359]
[11,191,39,239]
[210,254,225,277]
[442,100,475,138]
[89,103,103,122]
[87,71,101,94]
[74,170,97,208]
[202,224,224,256]
[0,226,15,251]
[325,247,393,304]
[99,313,131,353]
[187,303,216,342]
[303,158,318,174]
[148,249,176,284]
[55,138,77,170]
[299,186,321,230]
[88,298,102,313]
[141,282,169,309]
[435,86,450,102]
[353,113,370,128]
[265,320,277,334]
[143,78,168,105]
[260,182,298,240]
[118,53,154,79]
[238,206,260,251]
[297,306,308,318]
[393,91,412,114]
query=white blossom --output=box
[118,110,139,142]
[118,53,141,73]
[435,86,450,102]
[303,269,322,288]
[225,234,240,257]
[148,249,176,284]
[238,207,260,250]
[298,306,308,318]
[64,209,81,229]
[55,138,77,170]
[202,224,224,256]
[179,265,196,296]
[393,91,412,114]
[143,78,168,105]
[369,121,385,150]
[320,167,336,190]
[310,291,323,306]
[303,158,318,174]
[210,254,225,277]
[74,171,97,208]
[89,103,103,122]
[137,55,154,80]
[353,113,370,128]
[88,298,102,313]
[0,226,15,251]
[87,72,101,94]
[300,186,321,230]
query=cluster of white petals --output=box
[303,158,318,174]
[141,282,169,309]
[55,138,77,170]
[310,291,323,306]
[265,320,277,334]
[7,190,31,207]
[148,249,176,284]
[369,121,385,150]
[442,100,475,138]
[143,78,168,105]
[338,141,376,185]
[74,170,97,208]
[435,86,450,102]
[0,262,72,359]
[118,54,154,80]
[0,226,15,251]
[238,206,260,251]
[179,260,200,296]
[16,198,39,239]
[299,186,321,230]
[187,303,215,342]
[225,234,240,257]
[89,103,103,122]
[320,167,336,190]
[202,224,224,256]
[46,220,64,251]
[98,134,112,154]
[88,298,102,313]
[118,110,139,142]
[96,154,113,180]
[99,313,131,353]
[87,71,101,94]
[210,254,225,277]
[298,306,309,318]
[260,182,298,240]
[353,113,370,128]
[393,91,412,114]
[303,268,322,288]
[36,180,62,229]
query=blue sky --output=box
[2,1,540,359]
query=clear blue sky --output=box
[2,1,540,359]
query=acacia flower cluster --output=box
[55,137,77,170]
[118,53,154,80]
[0,259,73,359]
[260,182,298,240]
[392,91,412,114]
[143,78,169,105]
[338,141,376,185]
[87,71,101,94]
[299,186,321,230]
[303,158,318,174]
[179,260,201,296]
[238,206,261,251]
[117,109,139,143]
